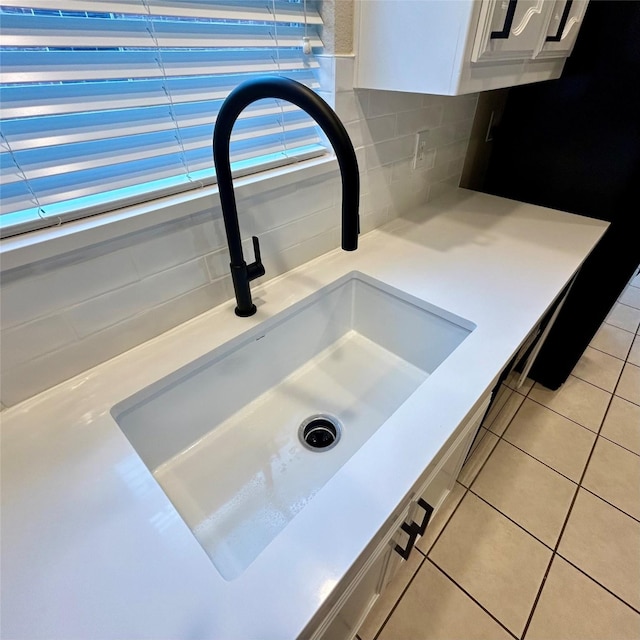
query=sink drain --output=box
[299,414,342,452]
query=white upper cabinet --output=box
[354,0,589,95]
[472,0,555,62]
[536,0,589,59]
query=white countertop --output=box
[0,189,608,640]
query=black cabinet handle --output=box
[393,522,419,561]
[546,0,573,41]
[491,0,519,39]
[415,498,435,536]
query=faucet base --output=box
[235,304,257,317]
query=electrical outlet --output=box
[413,130,430,170]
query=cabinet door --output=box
[535,0,588,58]
[472,0,555,63]
[319,544,392,640]
[416,398,491,516]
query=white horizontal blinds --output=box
[0,0,325,236]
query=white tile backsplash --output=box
[0,57,478,407]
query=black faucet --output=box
[213,76,359,317]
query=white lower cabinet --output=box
[312,395,490,640]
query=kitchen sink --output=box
[112,272,475,580]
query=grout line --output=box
[372,477,475,639]
[520,363,619,639]
[554,553,640,616]
[370,552,427,640]
[427,559,519,640]
[468,489,556,552]
[501,436,589,485]
[596,431,640,458]
[580,483,640,525]
[522,389,607,436]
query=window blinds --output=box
[0,0,325,237]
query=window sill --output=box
[0,154,338,272]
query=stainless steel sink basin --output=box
[112,271,474,580]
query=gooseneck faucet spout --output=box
[213,76,359,317]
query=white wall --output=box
[0,57,477,407]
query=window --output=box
[0,0,325,238]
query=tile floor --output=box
[357,271,640,640]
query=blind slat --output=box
[0,0,328,238]
[0,0,323,24]
[0,49,319,84]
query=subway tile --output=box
[440,95,478,124]
[258,204,341,258]
[65,258,211,338]
[558,489,640,611]
[0,314,77,368]
[359,114,398,146]
[395,105,443,136]
[334,90,367,123]
[367,89,423,118]
[364,135,416,169]
[0,247,139,328]
[334,56,355,92]
[424,123,459,149]
[256,226,342,283]
[433,140,470,168]
[238,173,340,236]
[129,217,223,279]
[1,281,232,407]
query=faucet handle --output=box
[247,235,266,281]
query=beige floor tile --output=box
[429,493,551,636]
[416,482,466,555]
[620,285,640,310]
[457,428,499,488]
[617,363,640,406]
[503,398,596,481]
[526,556,640,640]
[558,489,640,610]
[606,302,640,333]
[377,560,513,640]
[631,273,640,289]
[472,440,576,547]
[582,437,640,520]
[590,323,635,360]
[358,549,423,640]
[528,375,610,432]
[487,391,525,437]
[629,335,640,366]
[601,395,640,455]
[572,346,625,392]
